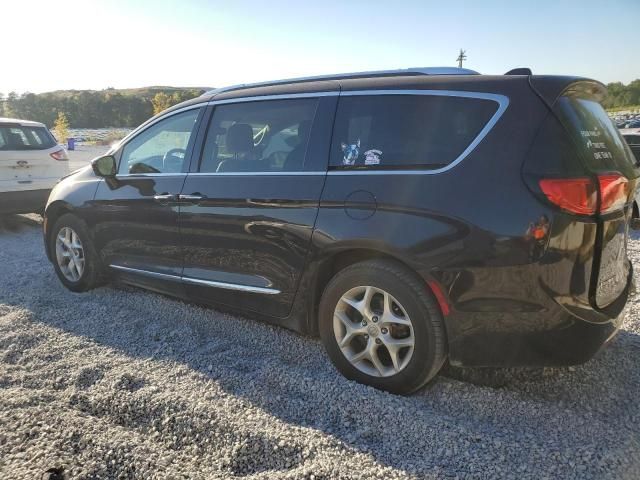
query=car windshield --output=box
[0,125,57,150]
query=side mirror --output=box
[92,155,117,178]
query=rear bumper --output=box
[0,189,50,214]
[447,265,633,367]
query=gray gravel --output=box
[0,214,639,479]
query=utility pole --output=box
[456,49,467,68]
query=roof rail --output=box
[202,66,480,97]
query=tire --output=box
[319,259,447,394]
[49,213,104,292]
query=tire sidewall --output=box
[319,262,444,394]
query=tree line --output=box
[0,87,206,128]
[602,79,640,109]
[0,79,638,128]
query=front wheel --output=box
[49,213,104,292]
[319,259,447,395]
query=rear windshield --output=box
[554,89,639,176]
[329,94,499,169]
[0,125,57,151]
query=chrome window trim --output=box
[112,104,204,176]
[207,91,337,106]
[109,264,280,295]
[329,89,509,175]
[114,173,188,179]
[201,89,508,176]
[186,171,326,177]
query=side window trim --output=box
[115,104,204,177]
[195,97,324,175]
[330,90,509,175]
[190,105,215,173]
[171,89,508,176]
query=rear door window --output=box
[199,98,318,173]
[0,126,57,150]
[329,94,499,170]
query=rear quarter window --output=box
[0,125,57,151]
[329,94,499,170]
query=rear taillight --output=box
[539,172,629,215]
[539,178,597,215]
[598,173,629,214]
[50,149,68,161]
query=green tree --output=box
[0,87,205,127]
[603,79,640,109]
[53,112,70,143]
[151,92,172,115]
[5,92,19,118]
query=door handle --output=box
[178,194,206,203]
[153,193,177,202]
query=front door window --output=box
[119,109,200,174]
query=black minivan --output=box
[44,67,637,394]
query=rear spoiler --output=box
[505,68,532,75]
[528,76,607,108]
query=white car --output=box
[620,128,640,227]
[0,117,69,214]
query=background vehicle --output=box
[42,68,637,394]
[621,128,640,226]
[622,128,640,162]
[0,118,69,214]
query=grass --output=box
[607,105,640,114]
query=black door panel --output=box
[179,96,336,317]
[90,107,203,283]
[179,174,326,317]
[92,175,186,276]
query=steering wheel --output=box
[163,148,186,172]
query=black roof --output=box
[163,72,597,117]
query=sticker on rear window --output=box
[363,149,382,165]
[341,139,361,166]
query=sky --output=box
[1,0,638,95]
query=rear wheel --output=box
[319,259,447,394]
[50,214,103,292]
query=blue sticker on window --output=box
[341,139,360,165]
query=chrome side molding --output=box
[109,264,280,295]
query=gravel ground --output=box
[0,214,639,479]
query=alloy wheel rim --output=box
[55,227,85,282]
[333,286,415,377]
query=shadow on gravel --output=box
[0,214,41,233]
[2,219,640,478]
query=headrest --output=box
[226,123,254,154]
[8,132,24,147]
